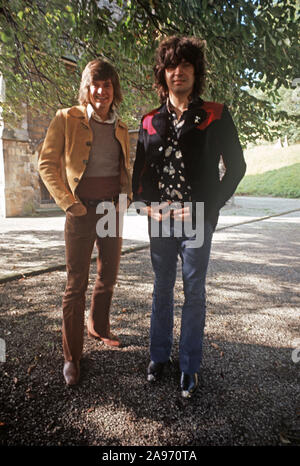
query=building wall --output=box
[3,138,40,216]
[27,110,54,150]
[0,117,5,218]
[0,101,55,217]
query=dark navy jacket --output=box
[132,98,246,230]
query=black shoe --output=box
[180,372,199,398]
[147,360,168,382]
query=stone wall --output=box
[27,110,54,151]
[3,139,40,216]
[0,117,5,218]
[0,100,54,217]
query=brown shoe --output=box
[63,361,80,386]
[88,331,121,347]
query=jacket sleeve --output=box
[38,110,76,211]
[132,121,146,202]
[216,105,246,210]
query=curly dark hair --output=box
[154,36,207,103]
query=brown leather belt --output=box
[82,197,119,207]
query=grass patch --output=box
[236,144,300,198]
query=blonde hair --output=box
[78,59,123,107]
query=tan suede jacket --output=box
[38,105,132,212]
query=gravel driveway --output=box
[0,211,299,448]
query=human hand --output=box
[171,205,192,221]
[147,202,171,221]
[67,203,87,216]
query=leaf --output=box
[26,388,35,399]
[0,32,11,43]
[27,364,36,374]
[211,342,220,350]
[0,0,298,145]
[267,31,276,47]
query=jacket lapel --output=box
[151,104,169,141]
[150,99,207,140]
[143,104,168,163]
[145,99,208,163]
[67,105,90,130]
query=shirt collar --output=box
[87,103,117,124]
[166,96,200,115]
[167,98,179,115]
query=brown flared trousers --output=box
[62,207,122,362]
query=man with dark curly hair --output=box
[132,36,246,398]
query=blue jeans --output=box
[149,220,213,374]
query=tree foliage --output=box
[0,0,299,145]
[248,80,300,143]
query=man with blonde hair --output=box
[39,59,131,386]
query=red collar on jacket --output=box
[142,98,224,136]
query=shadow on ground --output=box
[0,218,299,446]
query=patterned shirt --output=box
[155,100,192,203]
